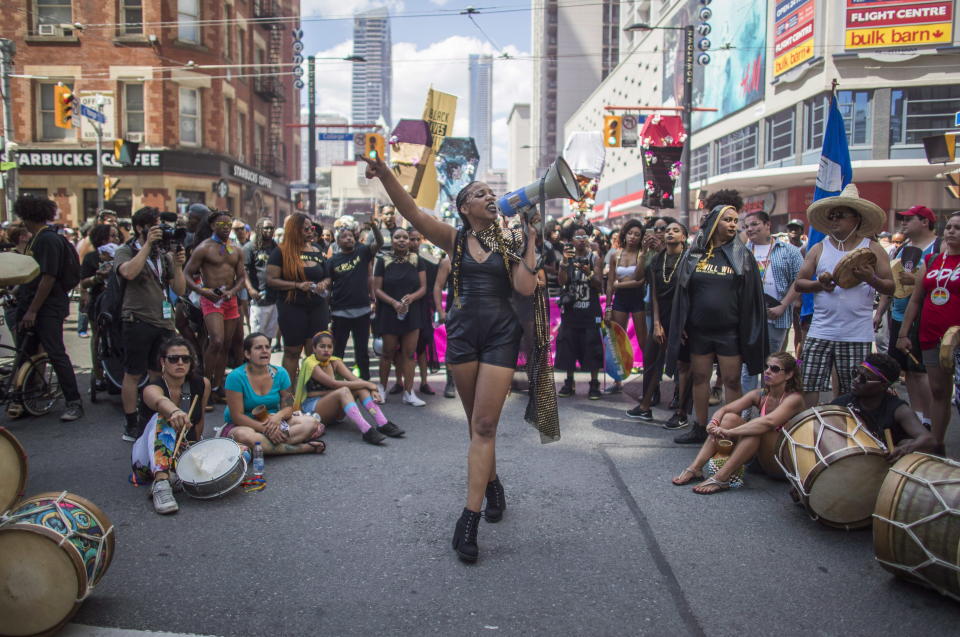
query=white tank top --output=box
[807,237,875,342]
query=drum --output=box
[873,453,960,601]
[832,247,877,289]
[756,429,785,479]
[777,406,889,529]
[176,437,247,499]
[939,326,960,371]
[0,427,28,514]
[0,492,115,636]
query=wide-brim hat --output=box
[806,183,886,237]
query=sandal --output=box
[692,476,730,495]
[672,468,703,486]
[307,439,326,454]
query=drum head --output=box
[833,247,877,289]
[939,326,960,371]
[0,252,39,288]
[808,454,889,527]
[0,427,28,513]
[177,437,242,483]
[0,525,86,636]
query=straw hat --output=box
[806,183,886,237]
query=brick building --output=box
[2,0,301,226]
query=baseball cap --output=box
[897,205,936,225]
[786,218,804,229]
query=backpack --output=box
[57,233,81,291]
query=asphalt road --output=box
[3,312,960,636]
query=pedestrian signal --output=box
[603,115,622,148]
[54,84,75,129]
[365,133,385,160]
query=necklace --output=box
[662,252,681,283]
[930,252,960,306]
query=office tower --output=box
[351,7,392,128]
[469,54,493,179]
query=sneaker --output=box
[626,406,653,421]
[603,383,622,395]
[709,387,722,406]
[402,390,426,407]
[168,470,184,493]
[122,421,140,442]
[60,401,84,422]
[419,382,436,395]
[588,381,602,400]
[558,378,575,397]
[388,383,404,395]
[78,331,89,339]
[152,480,179,515]
[664,412,689,430]
[375,384,387,404]
[362,427,386,445]
[378,421,405,438]
[674,423,707,444]
[444,380,456,399]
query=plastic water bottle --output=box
[252,442,265,476]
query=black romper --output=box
[445,250,522,368]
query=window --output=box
[38,82,71,141]
[176,190,205,215]
[690,145,709,182]
[803,95,827,151]
[177,0,200,44]
[179,87,199,145]
[36,0,72,29]
[254,122,265,167]
[224,7,233,59]
[766,109,795,162]
[890,85,960,146]
[20,188,48,199]
[837,90,871,146]
[224,98,233,155]
[85,188,132,218]
[714,124,758,174]
[123,83,145,135]
[119,0,143,35]
[238,112,247,160]
[237,29,246,74]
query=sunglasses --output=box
[652,226,667,233]
[262,226,275,231]
[213,221,233,228]
[764,363,784,373]
[851,369,883,384]
[164,355,192,364]
[826,210,858,221]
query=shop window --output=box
[35,0,72,32]
[119,0,143,35]
[37,82,72,141]
[690,145,709,182]
[177,0,200,44]
[890,85,960,146]
[766,109,795,162]
[20,188,49,199]
[85,188,132,219]
[176,190,205,215]
[714,124,758,174]
[179,87,200,145]
[123,83,145,136]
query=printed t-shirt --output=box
[223,364,291,423]
[647,250,683,325]
[688,248,739,330]
[891,240,937,322]
[267,243,327,307]
[326,244,374,312]
[243,239,278,305]
[919,252,960,349]
[559,253,602,328]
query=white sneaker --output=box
[375,384,387,404]
[403,390,426,407]
[152,479,179,515]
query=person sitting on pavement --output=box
[672,352,806,494]
[132,336,211,514]
[294,331,405,446]
[829,353,935,462]
[220,332,326,455]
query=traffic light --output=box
[114,139,139,166]
[603,115,622,148]
[104,176,120,201]
[364,133,385,160]
[54,83,75,129]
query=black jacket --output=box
[665,206,768,376]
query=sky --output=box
[299,0,534,170]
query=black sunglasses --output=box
[765,363,783,373]
[851,368,883,384]
[164,355,192,364]
[826,210,858,221]
[652,226,667,233]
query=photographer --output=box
[117,207,187,442]
[556,224,604,400]
[81,223,121,392]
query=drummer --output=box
[830,353,935,462]
[220,332,326,455]
[671,352,806,494]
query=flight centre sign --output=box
[774,0,815,76]
[845,0,954,50]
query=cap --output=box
[897,205,936,225]
[786,218,804,229]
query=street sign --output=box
[78,93,115,142]
[79,103,106,124]
[620,114,646,148]
[318,133,357,141]
[955,111,960,127]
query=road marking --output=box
[62,625,220,637]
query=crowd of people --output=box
[4,175,958,561]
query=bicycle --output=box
[0,308,63,417]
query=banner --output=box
[415,88,458,209]
[845,0,954,49]
[774,0,815,75]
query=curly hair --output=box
[14,194,57,224]
[705,189,743,212]
[618,219,645,250]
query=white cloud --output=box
[428,0,449,5]
[310,36,532,169]
[301,0,404,18]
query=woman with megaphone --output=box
[361,153,560,562]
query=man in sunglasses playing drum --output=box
[794,184,895,407]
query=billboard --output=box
[845,0,954,49]
[662,0,767,130]
[774,0,815,75]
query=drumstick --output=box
[884,428,895,452]
[173,395,200,459]
[906,351,921,366]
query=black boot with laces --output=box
[484,477,506,523]
[452,508,481,563]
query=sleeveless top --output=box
[460,250,512,300]
[138,375,205,440]
[808,237,874,342]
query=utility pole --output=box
[0,38,17,221]
[307,56,316,219]
[680,24,694,228]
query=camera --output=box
[158,223,187,251]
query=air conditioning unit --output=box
[126,132,143,143]
[37,24,57,36]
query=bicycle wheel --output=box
[20,355,62,416]
[0,344,18,379]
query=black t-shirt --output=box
[647,250,683,325]
[374,253,425,301]
[326,244,374,311]
[831,393,911,444]
[688,249,739,330]
[18,226,69,315]
[560,253,602,328]
[80,250,107,313]
[243,239,277,306]
[267,243,328,306]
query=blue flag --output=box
[801,94,853,317]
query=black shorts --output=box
[687,326,740,357]
[888,317,925,373]
[277,301,329,346]
[611,286,645,313]
[122,321,175,376]
[555,322,603,372]
[445,298,521,369]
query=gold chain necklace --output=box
[662,252,681,284]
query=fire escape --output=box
[253,0,286,178]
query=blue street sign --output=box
[318,133,356,141]
[955,111,960,127]
[79,104,106,124]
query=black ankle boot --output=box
[484,477,506,523]
[452,508,481,562]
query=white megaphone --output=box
[497,156,583,217]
